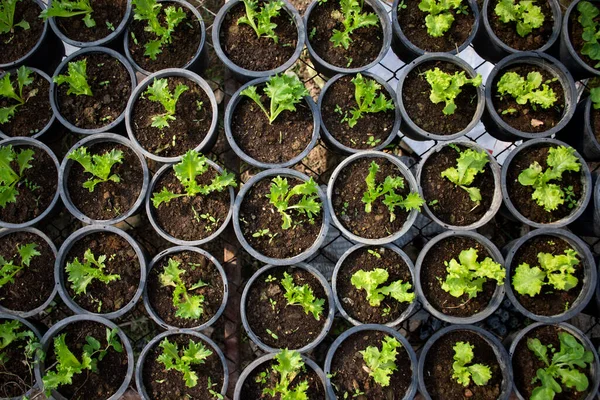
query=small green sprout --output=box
[440,248,505,299]
[0,243,40,288]
[262,350,308,398]
[0,145,36,208]
[157,337,212,388]
[67,147,123,192]
[577,1,600,68]
[237,0,284,43]
[441,145,489,203]
[132,0,187,60]
[159,258,208,319]
[513,249,580,297]
[419,0,465,37]
[144,78,189,129]
[497,71,557,109]
[330,0,379,49]
[53,59,93,97]
[268,176,321,230]
[41,0,95,28]
[0,66,34,124]
[338,74,394,128]
[452,342,492,386]
[66,249,121,297]
[281,271,325,320]
[424,68,482,115]
[0,0,30,36]
[351,268,415,307]
[494,0,544,37]
[360,336,401,387]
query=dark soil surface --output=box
[397,0,475,52]
[63,232,141,314]
[0,71,53,137]
[422,144,495,226]
[488,0,554,51]
[0,145,57,225]
[43,321,128,400]
[513,325,593,400]
[506,144,583,223]
[232,87,313,164]
[241,358,325,399]
[424,330,504,399]
[239,178,323,259]
[153,166,231,241]
[420,236,497,317]
[403,60,479,135]
[492,65,565,133]
[337,246,414,324]
[321,75,395,149]
[330,330,413,398]
[246,267,329,349]
[0,231,54,313]
[0,319,37,398]
[147,250,225,328]
[55,0,127,43]
[67,143,143,221]
[569,7,600,71]
[56,53,131,130]
[128,2,202,72]
[332,157,411,239]
[142,333,224,400]
[308,0,383,68]
[220,1,297,71]
[0,0,44,64]
[132,76,213,158]
[510,235,584,316]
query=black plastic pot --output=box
[418,324,513,400]
[126,68,219,163]
[143,246,228,330]
[560,0,600,80]
[123,0,207,75]
[509,322,600,400]
[240,263,335,353]
[59,133,150,225]
[34,314,134,400]
[396,53,485,141]
[415,230,506,324]
[212,0,305,82]
[0,137,61,229]
[503,228,597,323]
[305,0,391,77]
[324,324,418,400]
[50,47,137,135]
[135,329,228,400]
[327,151,421,245]
[500,138,592,229]
[55,225,147,320]
[557,96,600,161]
[318,72,400,154]
[225,76,320,168]
[482,51,577,142]
[233,168,330,265]
[570,172,600,237]
[391,0,480,62]
[472,0,561,63]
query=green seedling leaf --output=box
[237,0,283,43]
[65,249,121,296]
[67,146,123,192]
[268,175,321,229]
[452,342,492,386]
[441,248,505,299]
[359,336,401,387]
[340,73,394,128]
[0,145,35,208]
[132,0,186,59]
[590,87,600,109]
[281,272,325,320]
[0,66,34,124]
[513,248,580,297]
[424,68,482,115]
[159,258,206,319]
[440,145,489,203]
[53,59,93,97]
[41,0,95,27]
[157,337,212,388]
[0,242,40,288]
[351,268,415,307]
[144,78,189,129]
[0,0,30,35]
[263,349,309,398]
[578,1,600,68]
[330,0,379,49]
[419,0,464,37]
[497,70,557,109]
[494,0,544,36]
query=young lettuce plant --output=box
[578,1,600,68]
[424,68,482,115]
[263,349,309,398]
[65,249,121,296]
[237,0,284,43]
[418,0,465,37]
[0,66,34,124]
[40,0,95,28]
[452,342,492,386]
[351,268,415,307]
[517,146,581,212]
[67,147,123,192]
[513,249,580,297]
[132,0,187,60]
[0,144,36,208]
[159,258,208,320]
[53,59,93,97]
[144,78,189,129]
[337,73,394,128]
[441,248,505,299]
[440,144,489,203]
[281,272,325,320]
[157,337,213,388]
[359,336,401,387]
[496,71,557,109]
[0,0,30,35]
[0,320,39,367]
[494,0,545,37]
[330,0,379,49]
[0,243,40,288]
[591,86,600,109]
[268,176,321,230]
[240,73,308,124]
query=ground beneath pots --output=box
[0,231,54,313]
[67,143,144,221]
[422,144,495,226]
[424,330,504,399]
[337,246,414,324]
[506,144,583,224]
[0,319,36,398]
[308,0,383,69]
[246,267,329,349]
[569,10,600,72]
[0,0,44,64]
[142,333,224,400]
[321,75,395,150]
[64,232,141,314]
[55,0,127,43]
[330,330,412,398]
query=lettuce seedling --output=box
[513,249,579,297]
[40,0,95,28]
[268,176,321,230]
[67,147,123,192]
[0,0,30,35]
[237,0,284,43]
[263,349,309,398]
[527,332,593,399]
[0,66,34,124]
[338,73,394,128]
[494,0,544,37]
[578,1,600,68]
[0,319,38,367]
[419,0,464,37]
[144,78,189,129]
[281,271,325,320]
[452,342,492,386]
[330,0,379,49]
[159,258,208,319]
[517,146,581,212]
[591,86,600,109]
[359,336,401,387]
[132,0,187,60]
[157,337,213,388]
[497,71,557,109]
[240,74,308,124]
[425,68,482,115]
[0,243,40,288]
[351,268,415,307]
[152,150,236,208]
[441,248,505,299]
[66,249,121,296]
[441,145,489,203]
[53,59,93,97]
[0,144,35,208]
